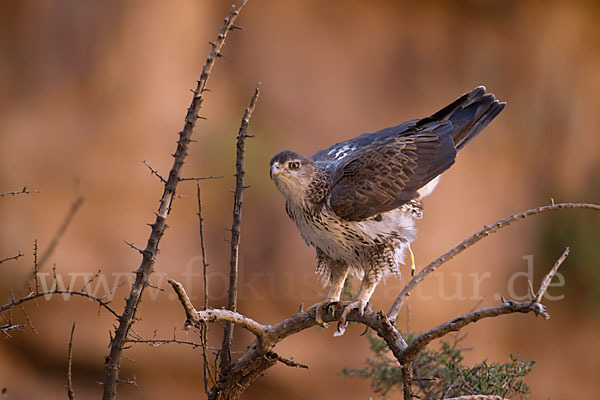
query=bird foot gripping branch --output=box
[306,299,371,336]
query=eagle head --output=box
[269,150,316,201]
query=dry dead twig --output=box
[0,251,24,265]
[0,186,40,197]
[221,83,261,370]
[66,322,76,400]
[388,202,599,320]
[196,182,212,396]
[35,191,85,275]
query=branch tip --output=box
[389,203,599,320]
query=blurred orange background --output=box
[1,1,599,399]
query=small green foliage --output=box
[342,332,534,399]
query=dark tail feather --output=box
[417,86,505,151]
[447,86,505,150]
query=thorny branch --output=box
[0,186,40,197]
[196,183,210,312]
[443,396,508,400]
[66,322,76,400]
[179,175,224,181]
[1,266,119,337]
[35,191,85,275]
[101,2,248,399]
[402,247,569,362]
[0,251,23,265]
[0,288,118,318]
[6,189,85,300]
[221,83,261,370]
[126,327,204,349]
[1,187,111,338]
[267,352,309,369]
[388,202,600,320]
[196,183,212,396]
[142,160,166,183]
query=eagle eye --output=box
[288,161,300,170]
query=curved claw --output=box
[308,299,339,327]
[335,300,369,336]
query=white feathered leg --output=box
[335,273,378,336]
[308,267,348,326]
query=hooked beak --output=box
[270,162,280,179]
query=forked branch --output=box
[388,202,599,320]
[401,247,569,363]
[169,279,268,341]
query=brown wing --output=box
[328,86,505,221]
[329,123,456,221]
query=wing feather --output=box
[326,86,504,221]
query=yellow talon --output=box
[408,244,416,276]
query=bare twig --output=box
[197,184,210,311]
[443,396,508,400]
[101,3,248,398]
[80,269,102,292]
[142,160,166,183]
[220,83,261,370]
[0,186,40,197]
[33,240,39,292]
[400,247,570,362]
[36,192,85,273]
[117,376,137,387]
[0,323,23,336]
[196,183,211,396]
[66,322,76,400]
[0,251,23,265]
[18,302,37,334]
[127,337,203,347]
[0,288,119,318]
[535,247,569,303]
[168,279,200,327]
[3,187,86,312]
[201,324,218,391]
[266,352,309,369]
[404,300,548,361]
[123,240,143,254]
[179,175,224,181]
[388,202,599,320]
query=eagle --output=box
[270,86,504,333]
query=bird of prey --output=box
[270,86,504,333]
